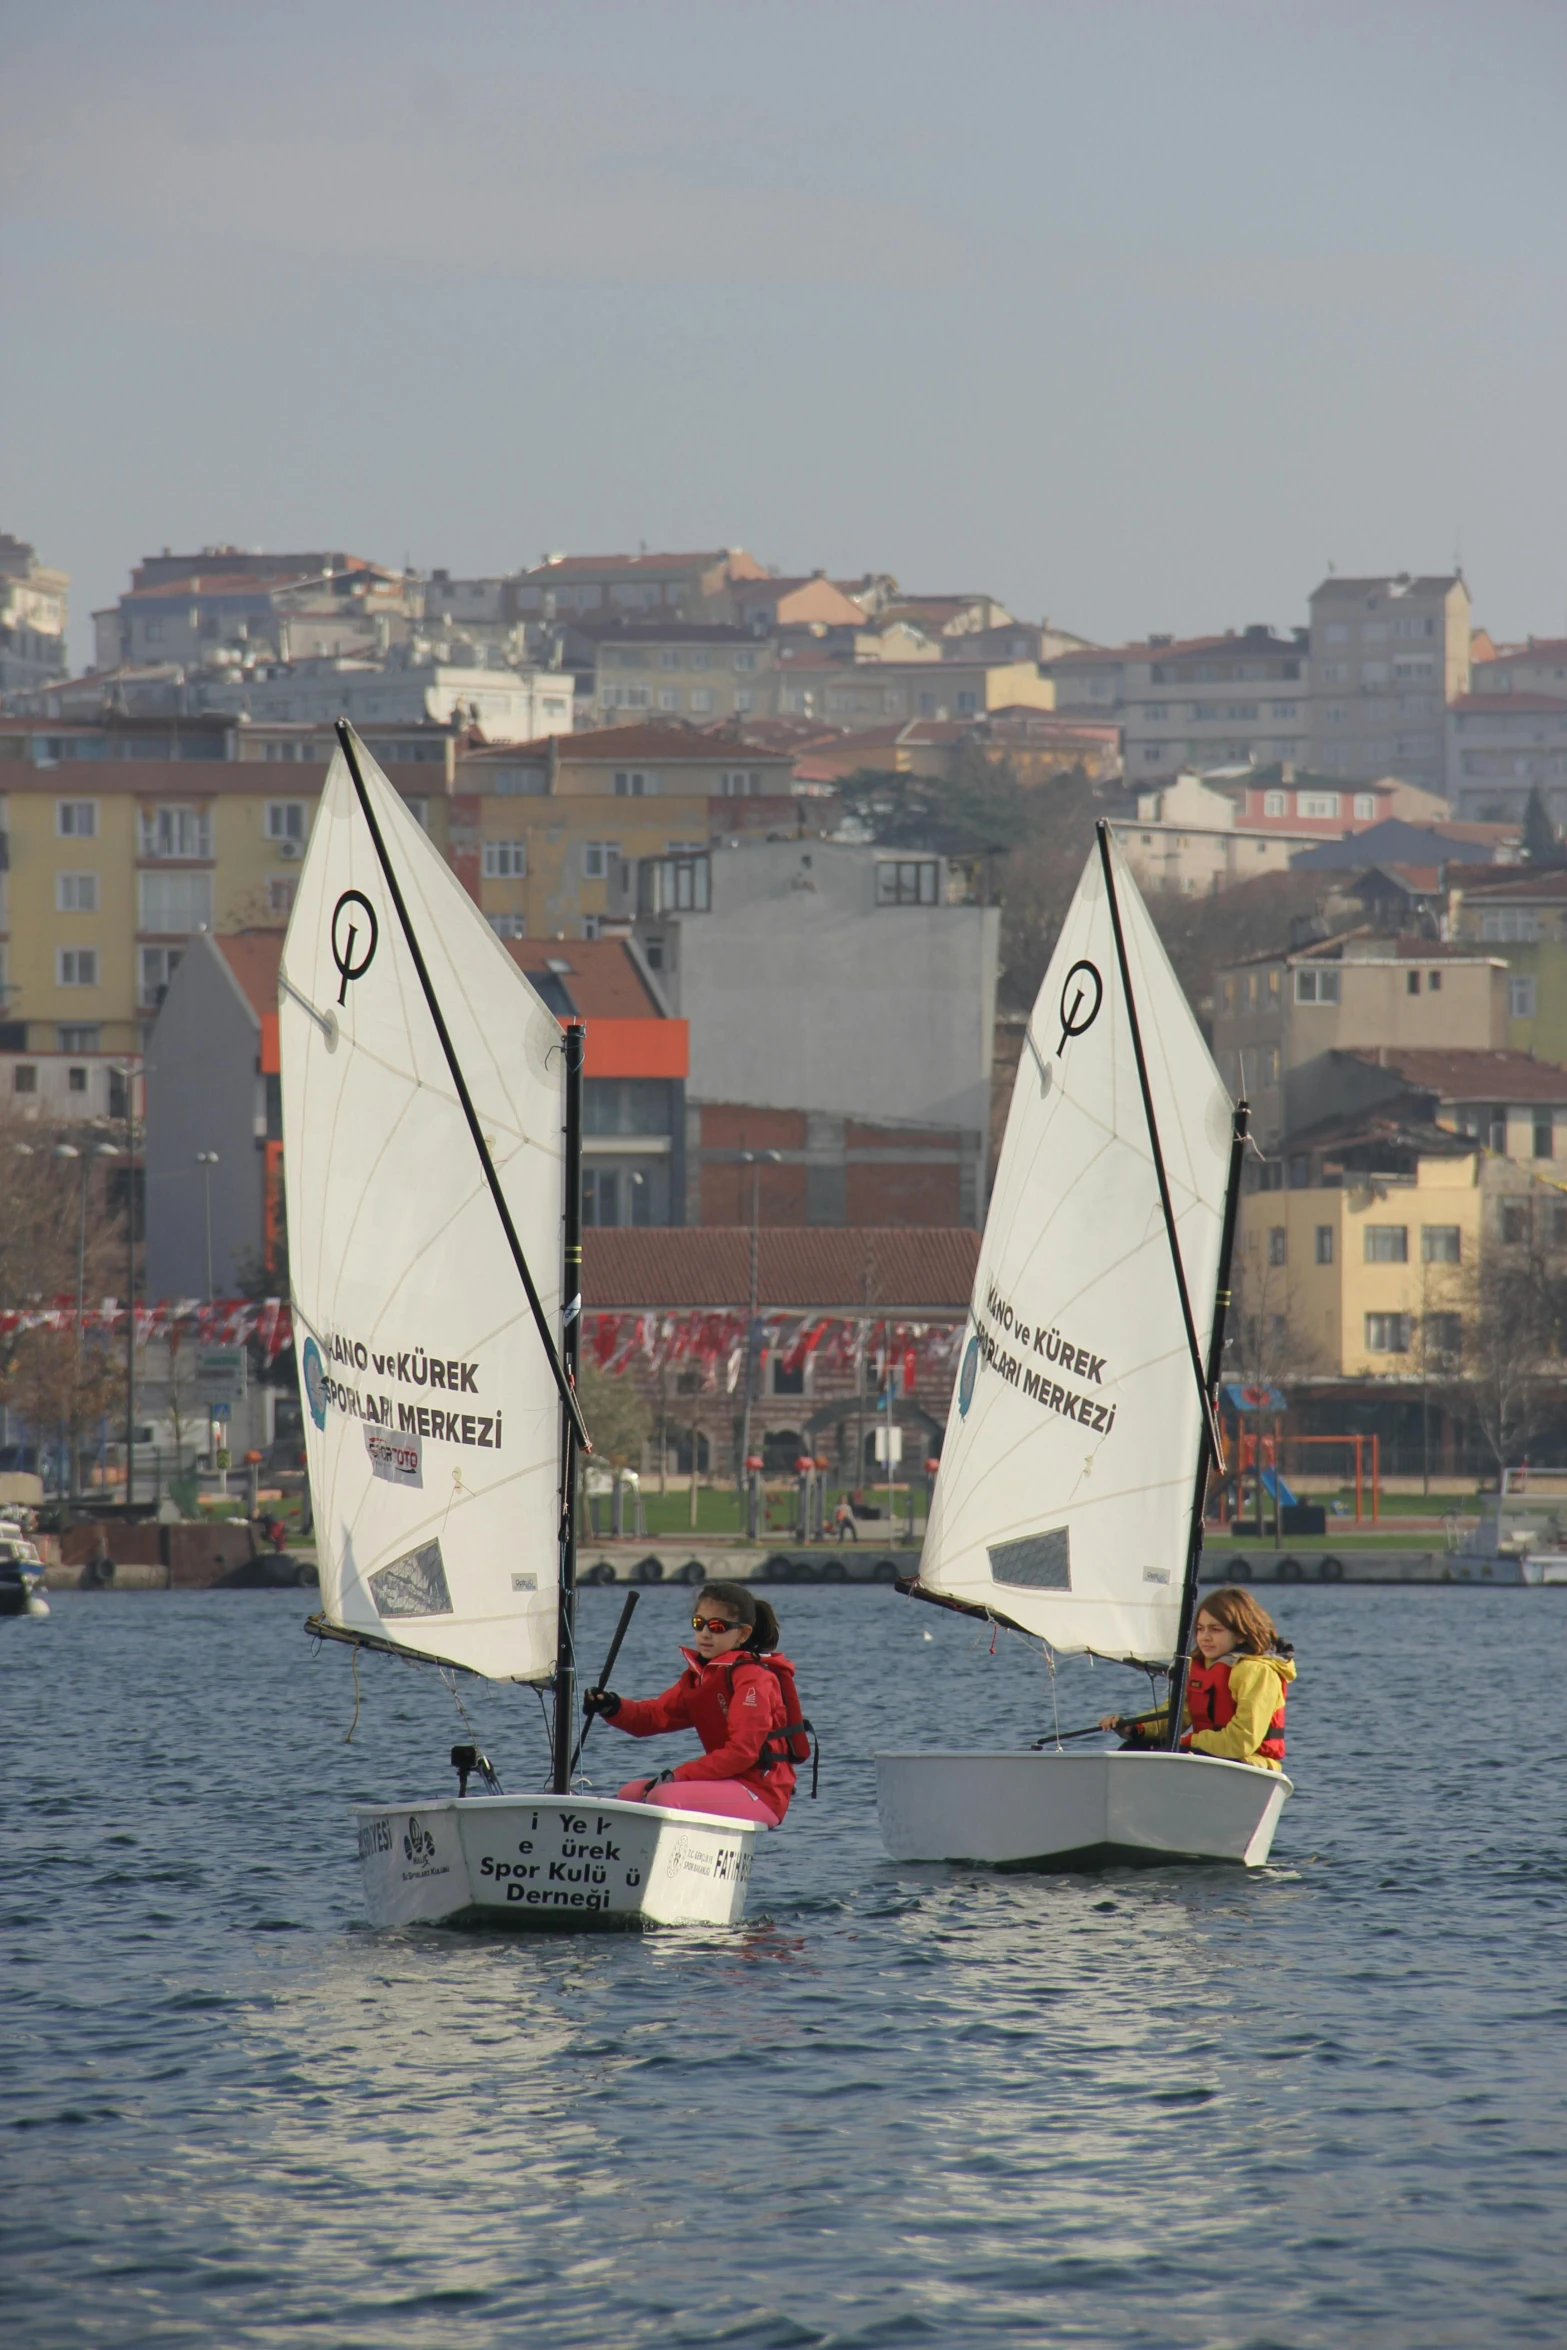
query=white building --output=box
[0,536,69,694]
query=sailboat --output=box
[279,724,765,1929]
[877,825,1291,1870]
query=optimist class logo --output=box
[958,1332,980,1417]
[303,1336,328,1430]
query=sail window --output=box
[368,1540,454,1618]
[988,1529,1072,1591]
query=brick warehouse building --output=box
[580,1226,979,1478]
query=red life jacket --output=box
[755,1653,818,1797]
[1186,1654,1286,1763]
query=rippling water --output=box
[3,1585,1566,2348]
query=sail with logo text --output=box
[279,725,766,1929]
[876,823,1293,1868]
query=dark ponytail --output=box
[699,1580,780,1654]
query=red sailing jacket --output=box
[1185,1654,1288,1764]
[608,1647,798,1819]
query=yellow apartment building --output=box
[0,723,802,1065]
[1237,1138,1483,1381]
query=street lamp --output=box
[737,1148,782,1528]
[196,1151,220,1304]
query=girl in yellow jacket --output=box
[1102,1586,1296,1768]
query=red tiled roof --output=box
[582,1228,979,1312]
[120,571,318,600]
[505,939,663,1018]
[1452,691,1567,715]
[216,930,284,1020]
[522,550,762,578]
[1344,1047,1567,1104]
[1460,867,1567,902]
[467,723,793,765]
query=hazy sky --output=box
[5,0,1566,664]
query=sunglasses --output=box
[691,1614,741,1634]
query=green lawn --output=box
[594,1484,922,1544]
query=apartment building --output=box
[610,835,1000,1226]
[1045,627,1308,780]
[512,549,768,621]
[92,550,406,671]
[1111,772,1322,898]
[0,535,68,691]
[1448,690,1567,827]
[1450,868,1567,1063]
[1214,766,1447,830]
[1307,573,1469,793]
[1212,931,1508,1145]
[591,626,783,725]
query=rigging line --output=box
[333,719,591,1455]
[1095,821,1224,1469]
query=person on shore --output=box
[582,1581,803,1825]
[1100,1586,1296,1769]
[831,1496,858,1543]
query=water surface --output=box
[3,1586,1564,2348]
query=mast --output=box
[551,1019,586,1793]
[1164,1102,1248,1750]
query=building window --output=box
[57,948,99,987]
[139,945,183,1005]
[1353,793,1377,820]
[955,690,978,716]
[1534,1114,1555,1160]
[138,870,213,933]
[487,913,526,938]
[637,853,710,915]
[657,688,680,712]
[614,770,652,797]
[1314,1225,1334,1264]
[733,650,756,673]
[1429,971,1441,993]
[1364,1225,1408,1263]
[1510,975,1537,1018]
[1501,1203,1529,1245]
[1294,967,1341,1004]
[582,840,620,881]
[875,860,940,907]
[1267,1226,1286,1266]
[1298,791,1341,819]
[481,841,527,879]
[57,801,97,838]
[1365,1313,1412,1354]
[690,688,714,713]
[67,1064,88,1093]
[138,804,212,860]
[1263,790,1286,817]
[267,877,297,919]
[55,872,98,912]
[688,650,712,672]
[1424,1313,1463,1359]
[1422,1225,1461,1263]
[265,801,307,842]
[733,689,754,714]
[721,770,764,797]
[14,1064,37,1094]
[57,1025,100,1051]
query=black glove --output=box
[582,1687,621,1719]
[641,1769,674,1793]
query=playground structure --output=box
[1217,1428,1382,1531]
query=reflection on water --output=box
[3,1588,1567,2347]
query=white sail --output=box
[279,734,566,1680]
[921,829,1235,1662]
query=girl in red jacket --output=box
[582,1581,799,1826]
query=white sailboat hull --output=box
[876,1749,1291,1870]
[354,1793,764,1930]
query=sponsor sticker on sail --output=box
[365,1424,423,1488]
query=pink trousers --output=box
[618,1777,781,1826]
